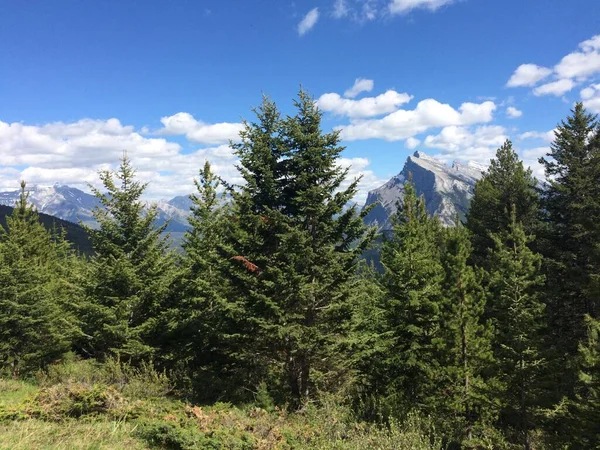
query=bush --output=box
[135,421,200,450]
[135,419,257,450]
[28,382,135,420]
[36,355,172,400]
[254,381,275,412]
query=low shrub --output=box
[28,382,136,421]
[36,355,172,400]
[136,419,257,450]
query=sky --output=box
[1,0,600,203]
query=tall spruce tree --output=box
[440,222,496,445]
[348,261,389,421]
[561,315,600,449]
[488,207,545,450]
[222,91,374,406]
[466,140,539,268]
[538,104,600,396]
[80,155,176,361]
[218,96,288,400]
[0,182,80,376]
[379,179,446,417]
[166,161,239,399]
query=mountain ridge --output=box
[0,204,92,255]
[0,184,191,233]
[362,151,485,229]
[0,151,486,236]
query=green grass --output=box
[0,419,145,450]
[0,379,38,407]
[0,359,441,449]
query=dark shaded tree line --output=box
[1,94,599,448]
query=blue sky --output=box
[1,0,600,202]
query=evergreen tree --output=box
[79,155,176,362]
[217,96,289,400]
[488,207,545,449]
[347,261,389,421]
[379,179,446,417]
[0,182,80,376]
[349,260,388,412]
[184,161,225,277]
[538,103,600,392]
[165,161,239,399]
[440,222,497,445]
[222,91,374,406]
[466,140,539,267]
[562,315,600,449]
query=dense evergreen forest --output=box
[1,92,599,449]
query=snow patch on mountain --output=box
[0,184,192,231]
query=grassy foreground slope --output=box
[0,359,440,450]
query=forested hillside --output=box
[0,203,92,255]
[1,94,600,449]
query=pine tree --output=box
[79,155,176,362]
[0,182,80,376]
[562,315,600,449]
[466,140,539,268]
[379,179,446,417]
[217,95,288,400]
[222,91,374,406]
[348,261,389,421]
[165,161,240,399]
[538,103,600,396]
[488,207,545,450]
[184,161,225,273]
[440,222,497,445]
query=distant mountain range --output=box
[0,204,92,255]
[0,152,486,249]
[362,151,486,229]
[0,184,192,233]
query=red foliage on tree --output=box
[231,255,261,274]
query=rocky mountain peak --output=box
[362,151,486,229]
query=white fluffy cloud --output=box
[508,35,600,96]
[506,106,523,118]
[389,0,454,14]
[298,7,320,36]
[405,137,421,149]
[423,125,508,163]
[506,64,552,87]
[520,147,549,179]
[344,78,374,98]
[581,84,599,99]
[555,35,600,79]
[0,117,244,199]
[317,90,413,118]
[0,119,180,170]
[533,79,575,97]
[159,112,243,144]
[337,99,496,141]
[519,129,556,142]
[337,156,386,204]
[0,114,385,203]
[581,84,600,113]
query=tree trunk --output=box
[520,356,530,450]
